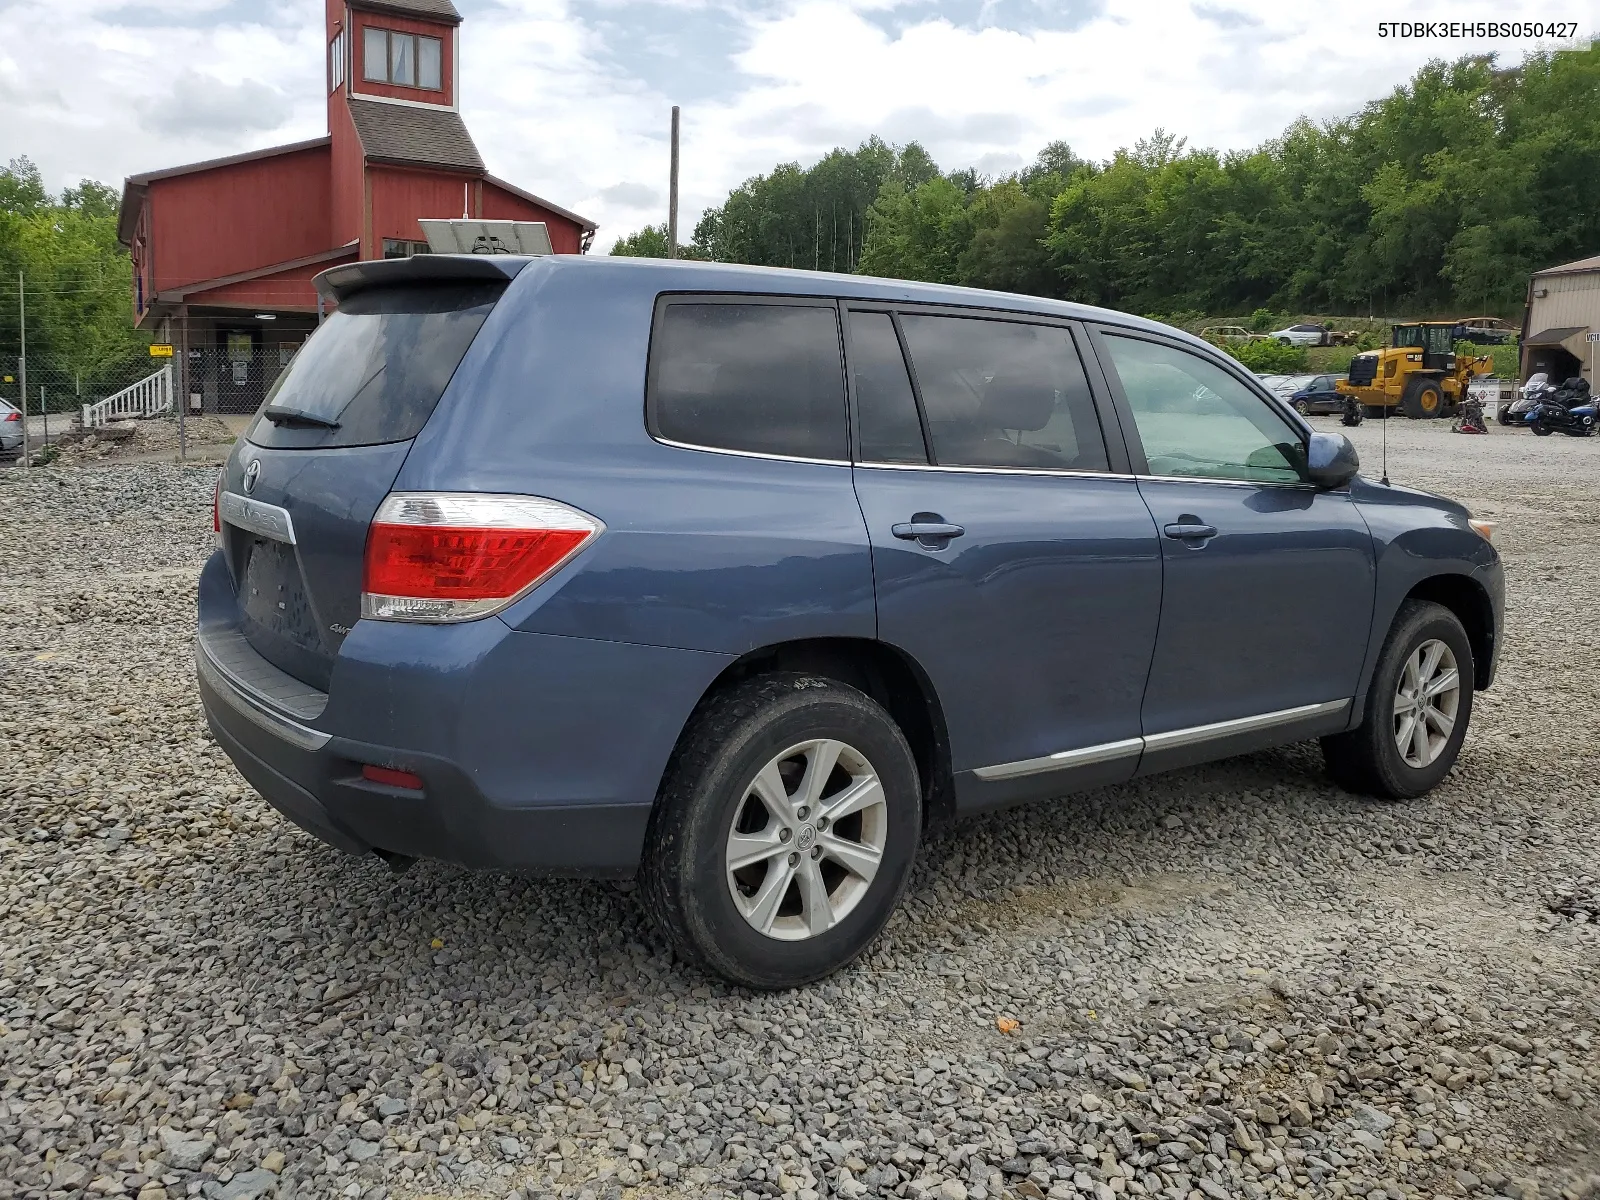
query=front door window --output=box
[1100,334,1307,484]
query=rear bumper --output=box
[198,640,651,874]
[195,554,733,876]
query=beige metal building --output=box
[1521,254,1600,384]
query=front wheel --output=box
[1295,399,1312,415]
[1531,421,1550,436]
[641,674,922,988]
[1321,600,1474,799]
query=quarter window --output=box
[848,311,927,464]
[649,303,848,461]
[1101,335,1307,485]
[363,28,443,91]
[896,315,1108,471]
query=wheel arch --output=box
[1404,574,1495,689]
[676,637,956,829]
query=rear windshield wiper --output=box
[261,405,341,429]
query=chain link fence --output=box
[177,346,296,416]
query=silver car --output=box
[0,398,23,459]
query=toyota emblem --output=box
[243,460,261,494]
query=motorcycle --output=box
[1340,392,1364,427]
[1453,396,1487,434]
[1500,372,1549,426]
[1527,399,1597,437]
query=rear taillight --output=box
[2,411,18,422]
[361,492,602,623]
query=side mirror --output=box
[1306,431,1359,489]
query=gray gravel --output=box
[1,422,1597,1200]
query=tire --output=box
[1321,600,1474,800]
[1278,337,1292,346]
[1401,377,1444,419]
[1362,404,1390,420]
[640,673,922,989]
[1497,409,1517,427]
[1531,421,1550,437]
[1295,399,1311,415]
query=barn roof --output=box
[346,97,484,173]
[1533,253,1600,277]
[351,0,462,23]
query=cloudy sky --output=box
[0,0,1584,246]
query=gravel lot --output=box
[1,420,1596,1200]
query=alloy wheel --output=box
[724,739,887,941]
[1393,639,1461,768]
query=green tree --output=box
[0,157,150,399]
[608,224,672,257]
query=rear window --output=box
[247,282,504,449]
[897,314,1109,472]
[647,301,848,461]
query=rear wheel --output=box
[1401,377,1445,419]
[1322,600,1474,799]
[1363,404,1390,420]
[641,674,922,988]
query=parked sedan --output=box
[1270,323,1333,347]
[1452,317,1516,346]
[1289,375,1347,414]
[1200,325,1258,344]
[0,399,23,460]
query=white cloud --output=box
[0,0,1583,246]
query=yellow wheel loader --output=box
[1335,322,1494,419]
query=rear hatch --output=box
[218,256,523,692]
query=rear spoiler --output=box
[313,254,532,304]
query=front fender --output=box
[1345,477,1503,725]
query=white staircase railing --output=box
[81,365,174,430]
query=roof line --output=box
[484,174,597,232]
[126,136,332,188]
[350,0,463,25]
[154,244,361,303]
[1533,253,1600,276]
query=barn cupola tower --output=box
[324,0,487,259]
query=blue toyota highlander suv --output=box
[197,254,1503,988]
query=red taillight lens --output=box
[361,764,424,790]
[213,474,222,534]
[362,493,602,623]
[2,411,19,422]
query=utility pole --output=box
[668,106,680,260]
[18,271,27,475]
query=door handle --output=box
[1163,522,1218,542]
[892,520,965,546]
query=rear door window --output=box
[247,282,505,450]
[896,314,1109,471]
[648,301,848,461]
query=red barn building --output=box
[117,0,595,412]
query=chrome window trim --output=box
[1135,473,1319,491]
[219,492,298,545]
[651,434,852,468]
[855,461,1137,481]
[972,699,1348,781]
[195,639,331,752]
